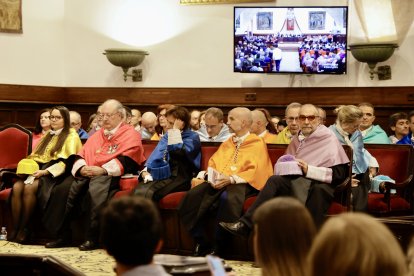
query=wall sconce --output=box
[350,0,414,80]
[103,48,149,81]
[349,43,398,80]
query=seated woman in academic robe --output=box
[134,106,201,201]
[329,105,370,211]
[10,106,82,243]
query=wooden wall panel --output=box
[0,84,413,135]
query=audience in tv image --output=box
[234,32,346,74]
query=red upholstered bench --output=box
[365,144,414,216]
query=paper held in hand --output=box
[207,167,224,186]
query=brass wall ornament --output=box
[180,0,273,5]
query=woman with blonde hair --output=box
[253,197,316,276]
[329,105,369,211]
[308,213,407,276]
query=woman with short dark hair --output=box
[134,106,201,201]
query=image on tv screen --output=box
[234,6,348,75]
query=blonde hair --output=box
[308,213,407,276]
[334,105,363,124]
[253,197,316,276]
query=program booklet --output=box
[207,167,224,186]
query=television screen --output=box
[234,6,348,75]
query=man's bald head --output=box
[141,112,158,134]
[227,107,253,136]
[251,109,267,135]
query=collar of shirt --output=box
[232,131,250,144]
[360,125,373,138]
[49,128,63,136]
[104,122,122,138]
[258,130,268,138]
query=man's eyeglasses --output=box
[298,115,319,122]
[49,115,63,121]
[286,117,299,122]
[205,124,220,129]
[99,112,119,119]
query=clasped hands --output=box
[80,166,107,178]
[212,175,231,189]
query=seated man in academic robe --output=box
[358,103,390,144]
[179,107,273,256]
[220,104,350,237]
[275,102,301,144]
[45,99,145,251]
[196,107,231,142]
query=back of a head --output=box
[253,197,316,276]
[334,105,363,124]
[308,213,407,276]
[100,196,162,266]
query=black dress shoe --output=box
[45,238,71,248]
[219,221,250,237]
[79,240,98,251]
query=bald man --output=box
[251,109,278,143]
[140,112,158,140]
[70,111,89,139]
[179,107,273,256]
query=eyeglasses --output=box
[298,115,319,122]
[205,124,220,129]
[99,112,119,119]
[286,116,299,122]
[49,115,63,121]
[71,122,80,126]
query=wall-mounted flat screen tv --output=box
[234,6,348,75]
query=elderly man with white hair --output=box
[45,99,146,251]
